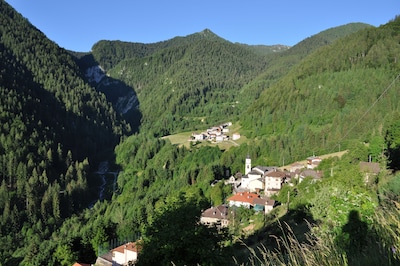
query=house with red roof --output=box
[227,192,275,213]
[111,241,141,266]
[227,192,259,208]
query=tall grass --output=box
[238,201,400,266]
[372,199,400,263]
[236,221,347,266]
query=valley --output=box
[0,1,399,265]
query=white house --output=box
[192,133,205,141]
[232,133,241,140]
[265,170,286,196]
[240,156,278,192]
[215,135,224,142]
[264,198,276,214]
[247,178,264,192]
[112,242,141,266]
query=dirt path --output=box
[280,150,348,169]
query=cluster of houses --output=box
[83,153,381,266]
[200,155,324,228]
[200,154,382,230]
[191,122,241,143]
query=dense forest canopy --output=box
[0,1,129,264]
[241,18,400,162]
[0,0,399,264]
[90,23,372,137]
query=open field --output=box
[162,131,192,148]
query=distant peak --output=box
[200,28,216,36]
[192,28,225,42]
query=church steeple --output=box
[245,155,251,175]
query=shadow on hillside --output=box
[340,210,368,252]
[337,210,399,266]
[231,205,315,265]
[231,207,400,266]
[387,144,400,171]
[77,53,142,133]
[138,195,229,266]
[1,49,126,215]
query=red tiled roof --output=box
[227,192,260,204]
[73,263,91,266]
[112,241,141,254]
[228,192,275,207]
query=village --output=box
[199,154,324,229]
[92,123,382,266]
[190,122,241,143]
[93,153,326,266]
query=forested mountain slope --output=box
[54,16,400,264]
[238,23,373,108]
[98,17,399,266]
[0,1,130,263]
[48,17,400,266]
[1,0,399,264]
[80,33,267,136]
[81,24,367,137]
[90,29,226,71]
[241,18,400,164]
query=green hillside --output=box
[236,43,290,56]
[0,1,130,264]
[108,38,267,136]
[86,24,368,137]
[91,28,226,71]
[0,0,399,264]
[64,16,398,266]
[242,18,400,163]
[238,23,373,110]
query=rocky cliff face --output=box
[85,64,141,131]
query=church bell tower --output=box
[245,155,251,175]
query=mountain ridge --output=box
[83,22,372,137]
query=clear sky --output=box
[5,0,399,52]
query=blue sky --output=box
[5,0,399,52]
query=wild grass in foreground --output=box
[237,202,400,266]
